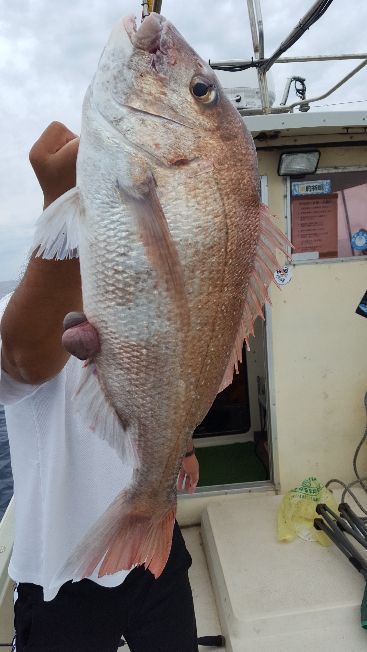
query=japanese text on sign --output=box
[292,180,331,196]
[291,194,338,258]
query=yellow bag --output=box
[277,477,338,546]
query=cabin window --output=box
[290,170,367,261]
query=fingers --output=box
[55,136,80,168]
[177,468,186,492]
[30,121,78,165]
[179,455,199,492]
[62,313,100,360]
[29,121,79,207]
[177,467,199,493]
[187,473,198,493]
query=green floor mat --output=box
[195,442,268,487]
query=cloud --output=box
[1,0,367,280]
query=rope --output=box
[326,391,367,519]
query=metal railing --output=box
[210,0,367,115]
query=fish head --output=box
[90,13,247,165]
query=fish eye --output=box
[192,82,209,97]
[190,77,217,104]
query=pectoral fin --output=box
[118,174,189,321]
[31,187,80,259]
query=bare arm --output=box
[1,122,82,384]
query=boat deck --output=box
[202,492,367,652]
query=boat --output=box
[1,1,367,649]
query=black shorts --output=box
[14,523,198,652]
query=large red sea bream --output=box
[33,13,288,581]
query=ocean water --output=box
[0,280,16,519]
[0,404,12,519]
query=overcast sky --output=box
[1,0,367,281]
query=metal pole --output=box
[255,0,270,113]
[280,78,294,106]
[262,0,334,72]
[287,58,367,111]
[341,189,355,257]
[237,57,367,113]
[272,53,367,64]
[247,0,260,57]
[246,0,270,114]
[257,71,270,113]
[210,53,367,69]
[254,0,264,59]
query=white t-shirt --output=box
[0,293,133,601]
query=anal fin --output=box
[73,362,139,469]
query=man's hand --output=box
[177,447,199,494]
[1,122,82,384]
[29,121,79,208]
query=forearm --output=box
[1,122,82,384]
[1,254,82,384]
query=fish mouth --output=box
[124,13,166,54]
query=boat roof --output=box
[243,110,367,138]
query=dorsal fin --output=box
[218,204,291,393]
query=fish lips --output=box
[131,13,166,53]
[124,14,174,74]
[102,15,165,59]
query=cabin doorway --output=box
[193,315,271,490]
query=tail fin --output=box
[52,491,176,585]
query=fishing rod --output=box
[141,0,162,20]
[315,503,367,628]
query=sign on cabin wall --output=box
[290,170,367,260]
[291,194,338,258]
[292,180,331,196]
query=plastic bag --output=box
[277,477,338,546]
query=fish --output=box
[32,12,289,582]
